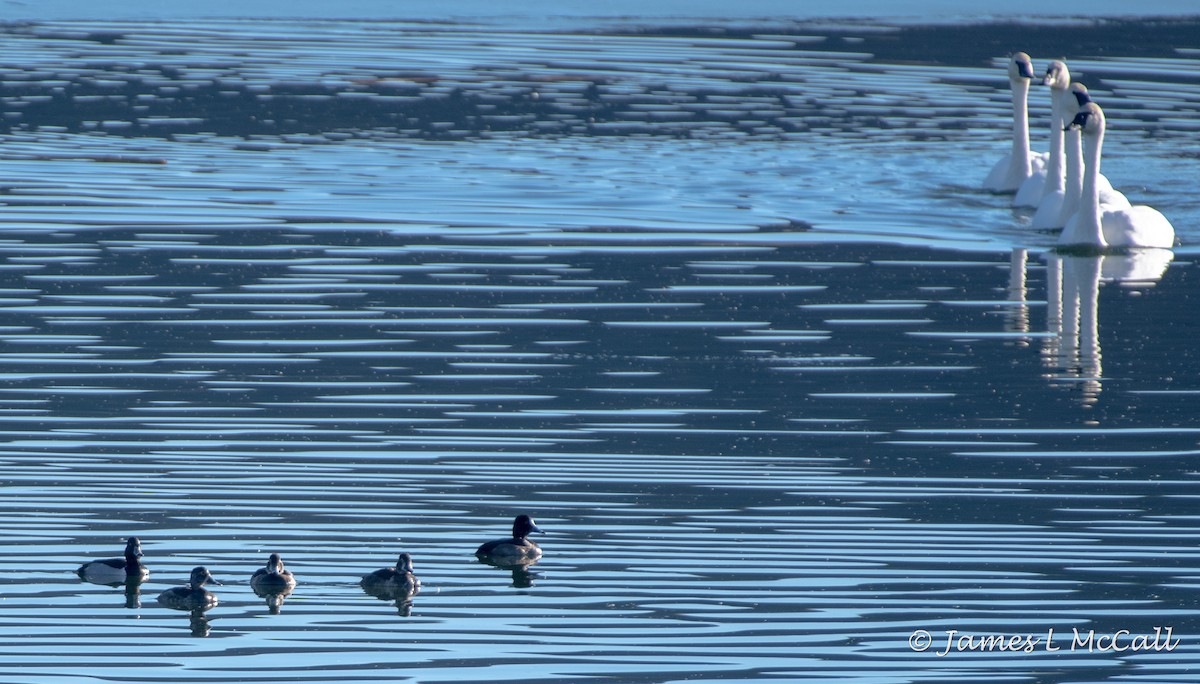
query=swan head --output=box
[1008,52,1035,82]
[1067,83,1092,116]
[1066,101,1104,135]
[1042,60,1070,90]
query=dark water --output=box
[1,16,1200,684]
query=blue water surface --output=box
[0,10,1198,684]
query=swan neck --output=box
[1064,130,1083,197]
[1045,88,1065,190]
[1080,125,1106,246]
[1061,129,1084,221]
[1011,79,1031,173]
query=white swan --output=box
[1011,54,1053,207]
[1030,61,1069,226]
[1058,102,1175,249]
[1033,76,1127,228]
[983,52,1048,193]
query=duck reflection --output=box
[361,592,417,617]
[77,575,146,609]
[1043,250,1172,403]
[253,584,294,615]
[120,578,143,609]
[185,608,212,637]
[76,568,146,607]
[475,556,542,588]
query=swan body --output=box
[1014,160,1050,208]
[984,52,1048,193]
[1058,103,1174,250]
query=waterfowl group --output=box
[76,515,544,618]
[985,53,1175,250]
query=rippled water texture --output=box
[1,16,1200,684]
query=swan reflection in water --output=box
[1004,248,1032,338]
[1042,250,1173,403]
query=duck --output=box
[475,514,544,563]
[157,566,220,611]
[1058,102,1175,250]
[77,537,148,584]
[360,553,420,597]
[250,553,296,593]
[983,52,1048,194]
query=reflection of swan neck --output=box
[1006,249,1029,334]
[1011,78,1032,175]
[1062,258,1081,355]
[1045,256,1063,333]
[1042,256,1064,369]
[1078,258,1103,402]
[1055,257,1104,403]
[1008,248,1027,294]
